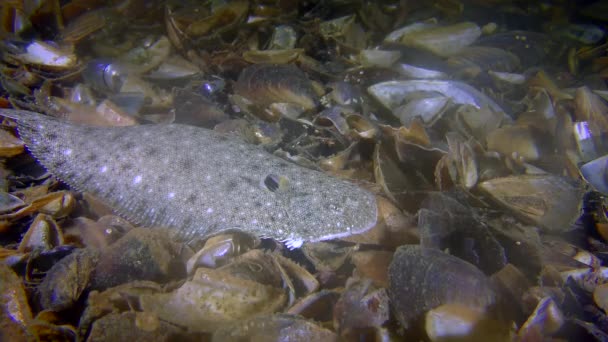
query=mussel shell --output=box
[476,31,552,68]
[388,22,481,57]
[478,174,584,233]
[82,59,129,93]
[234,63,319,112]
[389,245,496,329]
[580,155,608,194]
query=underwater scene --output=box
[1,0,608,341]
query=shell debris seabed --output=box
[0,109,378,248]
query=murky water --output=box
[0,1,607,341]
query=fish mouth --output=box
[309,198,379,243]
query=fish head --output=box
[261,171,378,249]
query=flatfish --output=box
[1,109,377,248]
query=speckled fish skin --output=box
[1,110,377,248]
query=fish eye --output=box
[262,174,289,192]
[263,174,280,192]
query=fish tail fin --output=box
[0,109,70,157]
[0,109,62,128]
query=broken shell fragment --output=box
[140,267,286,332]
[121,36,171,74]
[146,55,201,81]
[518,297,564,338]
[580,154,608,194]
[447,46,521,77]
[425,303,511,342]
[528,71,573,101]
[359,50,401,68]
[393,22,481,57]
[333,278,390,334]
[212,314,338,341]
[268,25,298,50]
[274,253,319,300]
[445,132,479,189]
[394,95,450,127]
[373,141,417,200]
[574,121,600,162]
[287,289,341,322]
[0,263,32,326]
[0,129,24,157]
[242,49,303,64]
[593,283,608,312]
[346,114,377,139]
[0,264,33,340]
[0,192,26,214]
[489,70,527,86]
[350,250,393,288]
[393,63,448,79]
[87,311,186,342]
[186,232,259,272]
[368,80,506,116]
[486,126,543,161]
[217,249,283,288]
[17,41,77,69]
[301,241,355,273]
[575,86,608,137]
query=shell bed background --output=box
[1,0,608,341]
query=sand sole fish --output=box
[1,109,377,248]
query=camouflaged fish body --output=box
[1,110,377,248]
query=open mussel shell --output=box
[389,245,497,329]
[478,174,584,233]
[165,1,248,51]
